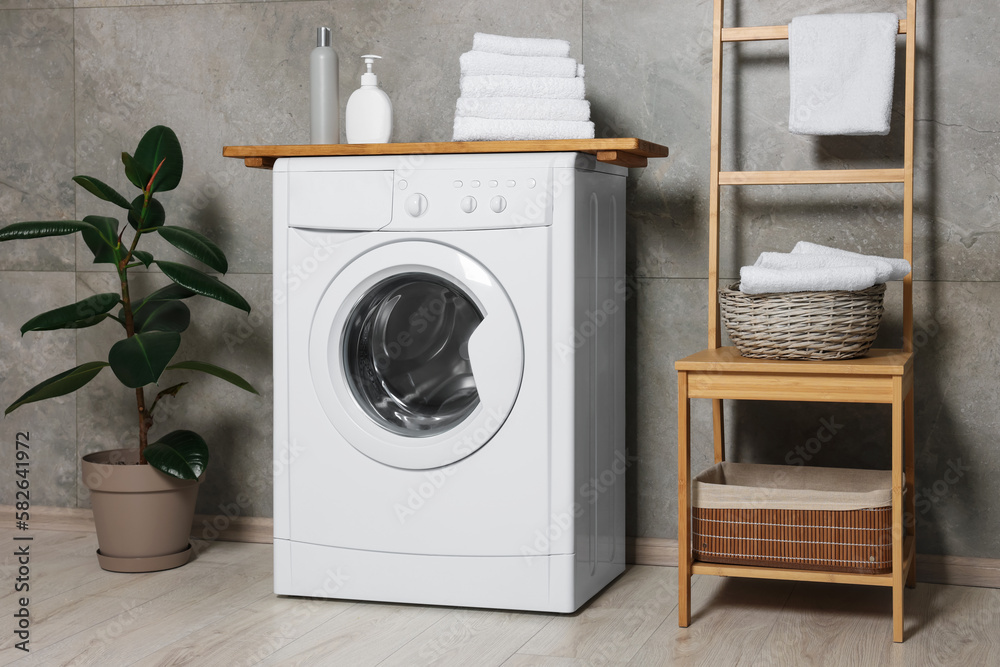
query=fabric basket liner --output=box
[693,461,891,511]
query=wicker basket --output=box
[720,282,885,360]
[692,462,893,575]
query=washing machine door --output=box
[309,240,524,469]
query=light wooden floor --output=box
[2,529,998,666]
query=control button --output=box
[471,180,481,188]
[527,178,536,189]
[506,180,516,187]
[453,180,463,188]
[489,179,499,188]
[460,196,477,213]
[490,195,507,213]
[398,179,408,190]
[405,193,428,217]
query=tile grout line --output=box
[71,0,335,10]
[72,0,81,512]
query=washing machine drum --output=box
[345,274,482,436]
[309,241,524,470]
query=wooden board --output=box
[675,346,913,376]
[223,138,668,169]
[721,19,907,42]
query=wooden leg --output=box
[905,386,917,589]
[892,376,905,643]
[712,398,725,463]
[678,371,692,627]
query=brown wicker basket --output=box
[720,282,886,361]
[692,462,893,575]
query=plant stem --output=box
[135,388,149,464]
[119,260,149,462]
[119,227,142,270]
[118,171,164,462]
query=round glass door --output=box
[308,240,523,470]
[344,273,483,436]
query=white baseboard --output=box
[10,507,999,589]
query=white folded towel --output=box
[460,74,586,100]
[453,117,595,141]
[788,13,898,135]
[455,97,591,121]
[754,251,895,284]
[791,241,911,280]
[739,265,881,295]
[473,32,571,59]
[459,50,579,78]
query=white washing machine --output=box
[272,152,626,612]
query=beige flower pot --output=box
[82,447,202,573]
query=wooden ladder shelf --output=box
[675,0,918,643]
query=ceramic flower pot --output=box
[82,447,202,573]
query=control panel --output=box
[385,168,553,231]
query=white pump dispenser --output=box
[345,55,393,144]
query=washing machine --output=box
[272,151,626,612]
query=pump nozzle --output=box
[360,54,382,85]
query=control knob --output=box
[405,193,428,217]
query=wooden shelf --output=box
[223,138,669,170]
[719,168,905,185]
[676,346,913,376]
[680,0,918,644]
[677,348,914,404]
[691,536,915,587]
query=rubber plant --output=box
[0,125,257,480]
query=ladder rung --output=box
[719,169,905,185]
[721,19,907,42]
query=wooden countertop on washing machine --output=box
[223,138,669,170]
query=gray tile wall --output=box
[0,0,996,559]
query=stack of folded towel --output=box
[453,33,594,141]
[739,242,911,295]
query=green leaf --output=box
[166,360,258,394]
[134,126,183,193]
[5,361,109,415]
[134,299,190,333]
[20,293,121,334]
[81,215,122,266]
[108,331,181,388]
[137,283,196,311]
[131,250,154,268]
[127,195,165,231]
[0,220,97,241]
[144,430,208,480]
[122,151,151,191]
[72,175,133,210]
[157,226,228,274]
[154,260,250,313]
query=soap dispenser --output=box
[310,27,339,144]
[345,55,393,144]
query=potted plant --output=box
[1,125,257,572]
